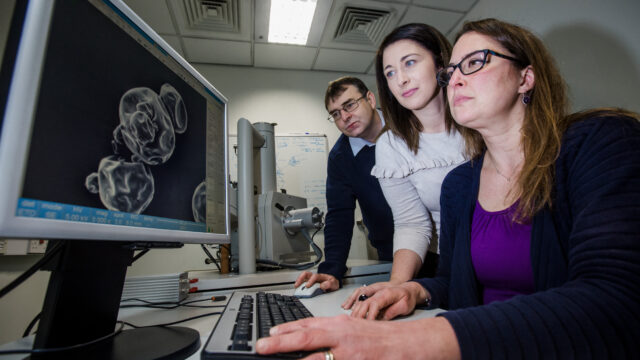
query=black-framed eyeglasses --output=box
[436,49,522,87]
[327,96,366,122]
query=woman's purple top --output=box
[471,200,534,304]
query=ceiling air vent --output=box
[182,0,240,33]
[334,6,394,46]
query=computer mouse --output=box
[293,283,324,298]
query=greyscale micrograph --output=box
[85,83,202,219]
[115,86,177,165]
[85,156,154,214]
[192,181,206,223]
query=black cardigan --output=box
[318,135,394,281]
[415,115,640,359]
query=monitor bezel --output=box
[0,0,230,244]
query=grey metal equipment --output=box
[282,207,324,235]
[236,119,324,274]
[253,122,277,194]
[258,192,309,264]
[237,118,264,274]
[257,192,324,265]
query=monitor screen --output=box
[0,0,229,244]
[0,0,230,356]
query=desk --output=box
[0,261,443,359]
[189,259,394,293]
[117,283,444,360]
[118,260,400,359]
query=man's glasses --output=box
[327,96,366,122]
[436,49,522,87]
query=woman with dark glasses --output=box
[256,19,640,360]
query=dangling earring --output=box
[522,92,531,105]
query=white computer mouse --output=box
[293,283,324,298]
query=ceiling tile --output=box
[161,35,184,56]
[123,0,177,34]
[314,49,375,73]
[182,38,252,65]
[320,0,408,51]
[168,0,252,41]
[254,44,317,70]
[399,6,464,35]
[411,0,475,12]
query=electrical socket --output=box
[0,240,5,254]
[28,239,48,254]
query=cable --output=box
[201,244,221,271]
[22,312,41,338]
[120,303,225,309]
[119,297,226,309]
[132,248,149,262]
[0,321,125,356]
[121,311,222,328]
[3,311,223,355]
[0,240,64,299]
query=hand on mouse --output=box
[294,271,339,292]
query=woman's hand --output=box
[295,271,340,292]
[255,314,461,360]
[341,282,394,310]
[348,282,428,320]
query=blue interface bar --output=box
[16,198,206,232]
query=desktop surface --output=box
[0,262,442,359]
[116,283,444,360]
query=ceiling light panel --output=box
[268,0,318,45]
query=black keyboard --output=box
[201,291,314,359]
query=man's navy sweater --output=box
[318,134,394,280]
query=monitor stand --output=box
[31,240,200,359]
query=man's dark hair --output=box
[324,76,369,110]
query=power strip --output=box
[0,239,48,255]
[121,272,191,304]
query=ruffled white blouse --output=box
[371,129,466,261]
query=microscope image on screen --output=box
[192,181,206,223]
[115,83,185,165]
[85,83,194,215]
[84,156,155,214]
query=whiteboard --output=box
[229,134,328,212]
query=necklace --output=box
[489,154,522,182]
[494,164,514,182]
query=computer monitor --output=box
[0,0,229,358]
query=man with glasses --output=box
[294,76,394,292]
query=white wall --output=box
[451,0,640,113]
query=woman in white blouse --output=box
[343,23,466,311]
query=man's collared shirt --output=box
[348,109,385,156]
